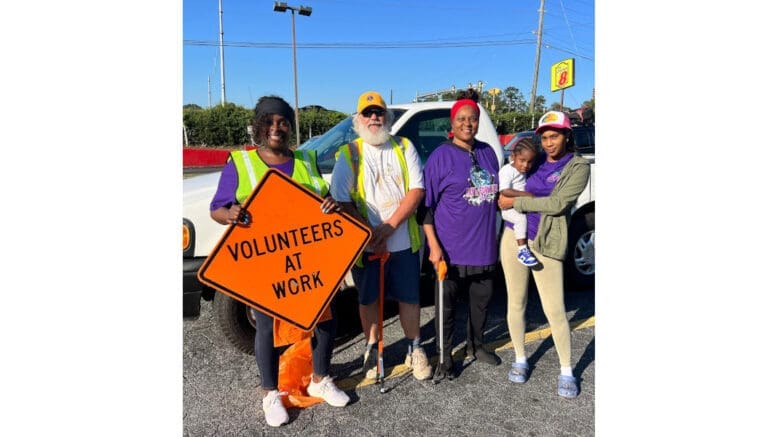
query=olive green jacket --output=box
[512,154,590,261]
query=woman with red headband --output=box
[421,89,502,381]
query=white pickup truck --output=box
[183,102,594,354]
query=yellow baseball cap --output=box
[356,91,386,113]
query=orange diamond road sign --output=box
[197,169,372,331]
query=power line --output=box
[557,0,578,53]
[184,38,536,49]
[543,43,593,61]
[541,33,593,53]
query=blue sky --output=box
[183,0,594,114]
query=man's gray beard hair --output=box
[355,122,391,145]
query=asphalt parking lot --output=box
[183,281,595,436]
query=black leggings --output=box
[434,264,496,361]
[252,308,337,390]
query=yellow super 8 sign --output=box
[551,58,575,92]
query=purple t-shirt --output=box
[423,141,500,266]
[209,158,295,211]
[525,152,573,240]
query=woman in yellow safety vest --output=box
[208,96,349,427]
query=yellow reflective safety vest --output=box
[228,148,332,346]
[229,149,328,203]
[335,136,421,256]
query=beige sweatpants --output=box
[500,227,572,367]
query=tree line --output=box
[183,103,348,148]
[182,85,594,147]
[417,86,594,134]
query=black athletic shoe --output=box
[432,357,454,383]
[474,348,501,366]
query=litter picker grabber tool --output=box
[368,252,390,393]
[432,260,450,383]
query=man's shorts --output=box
[351,248,420,305]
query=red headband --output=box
[451,99,479,124]
[448,99,480,138]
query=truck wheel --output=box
[213,292,256,355]
[565,211,595,291]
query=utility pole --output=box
[218,0,226,105]
[529,0,545,128]
[208,75,212,108]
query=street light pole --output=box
[290,9,300,148]
[273,2,312,149]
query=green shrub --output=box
[183,103,347,148]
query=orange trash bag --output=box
[273,306,332,347]
[278,338,323,409]
[276,307,333,409]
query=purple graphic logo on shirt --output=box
[464,165,497,205]
[547,171,562,184]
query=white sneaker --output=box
[261,390,289,427]
[307,375,349,407]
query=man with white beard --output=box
[330,91,432,382]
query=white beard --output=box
[355,122,391,146]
